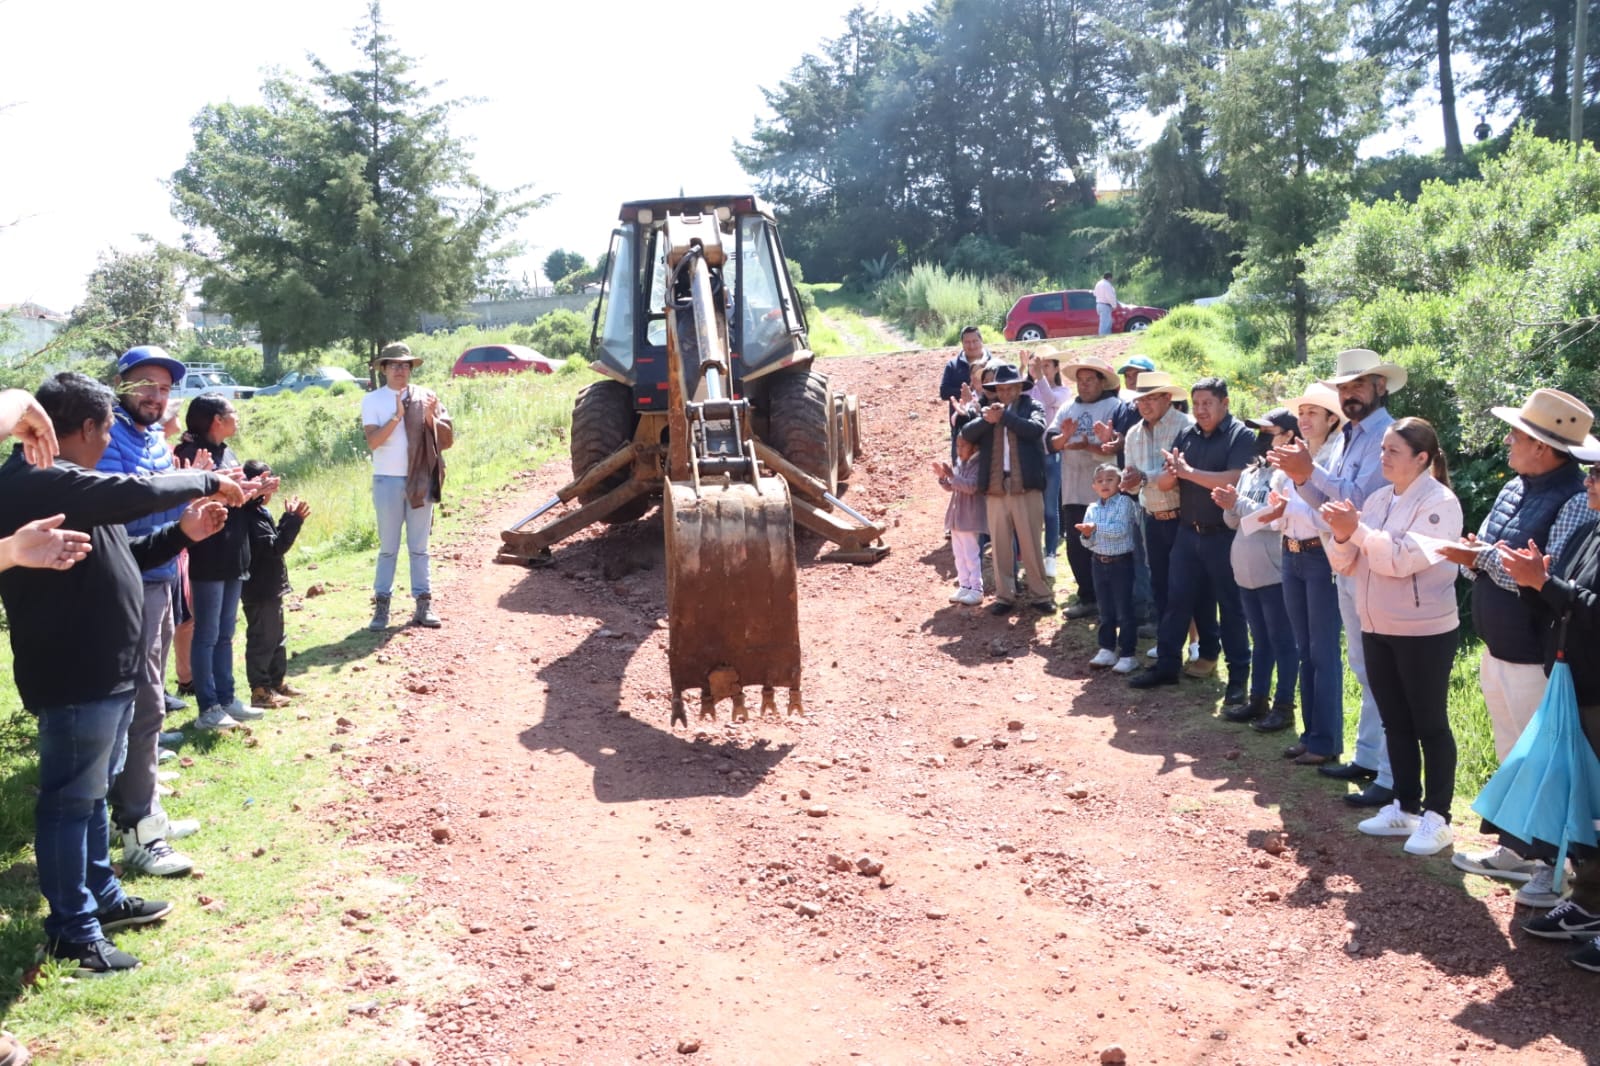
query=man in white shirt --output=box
[361,343,452,630]
[1092,273,1117,336]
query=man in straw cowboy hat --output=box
[1439,388,1598,904]
[1128,377,1256,700]
[1048,354,1126,617]
[1117,370,1192,646]
[1270,348,1403,807]
[361,342,454,631]
[960,363,1055,615]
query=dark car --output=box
[1002,290,1167,341]
[255,366,364,396]
[451,344,557,378]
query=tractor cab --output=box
[590,195,810,413]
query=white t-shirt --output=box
[361,386,410,477]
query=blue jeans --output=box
[1239,583,1297,706]
[191,578,242,712]
[1156,526,1246,677]
[1143,513,1180,624]
[1097,303,1113,336]
[1092,554,1137,656]
[373,475,434,597]
[1339,574,1393,786]
[35,692,133,944]
[1282,547,1344,757]
[1132,513,1153,623]
[1042,451,1062,557]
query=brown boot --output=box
[273,681,304,698]
[250,687,289,709]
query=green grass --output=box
[804,283,885,355]
[0,367,587,1062]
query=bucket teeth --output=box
[699,691,717,721]
[787,688,804,717]
[671,694,687,728]
[760,686,778,719]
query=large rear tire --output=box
[765,368,840,497]
[570,379,650,523]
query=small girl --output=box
[935,435,988,606]
[1076,463,1140,672]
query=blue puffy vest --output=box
[1471,461,1587,662]
[95,408,187,583]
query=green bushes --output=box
[514,307,593,362]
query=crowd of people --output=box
[938,335,1600,975]
[0,342,453,1061]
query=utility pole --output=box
[1575,0,1590,145]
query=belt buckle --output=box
[1285,537,1301,553]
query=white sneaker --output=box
[1112,656,1138,674]
[1043,557,1058,579]
[1358,800,1421,837]
[157,747,177,763]
[195,705,240,732]
[1089,648,1118,668]
[1146,645,1160,659]
[156,770,180,783]
[948,587,966,603]
[1451,844,1539,883]
[151,809,200,841]
[1515,862,1562,908]
[122,816,194,877]
[1403,810,1454,856]
[957,588,984,606]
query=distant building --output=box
[0,302,68,363]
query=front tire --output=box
[570,379,649,523]
[1123,317,1152,332]
[765,368,840,497]
[1016,325,1047,341]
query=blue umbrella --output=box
[1471,654,1600,892]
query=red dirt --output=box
[338,348,1597,1064]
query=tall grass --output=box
[877,263,1027,346]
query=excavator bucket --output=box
[663,475,802,725]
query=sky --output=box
[0,0,1487,314]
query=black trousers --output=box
[1060,503,1095,604]
[242,597,287,691]
[1363,629,1458,819]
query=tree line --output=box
[737,0,1599,356]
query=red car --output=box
[451,344,558,378]
[1002,290,1166,341]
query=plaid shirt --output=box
[1082,493,1141,556]
[1123,406,1191,514]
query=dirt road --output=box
[341,349,1598,1065]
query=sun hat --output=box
[116,345,187,386]
[1128,370,1187,400]
[1059,354,1119,390]
[372,341,423,367]
[981,364,1033,392]
[1117,355,1156,374]
[1491,388,1599,455]
[1284,382,1346,427]
[1321,348,1406,391]
[1031,343,1064,363]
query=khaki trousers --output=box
[1480,653,1547,762]
[986,486,1049,603]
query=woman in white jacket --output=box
[1323,417,1463,857]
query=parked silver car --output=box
[255,366,365,396]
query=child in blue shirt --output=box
[1076,463,1140,672]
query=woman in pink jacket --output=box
[1323,417,1463,857]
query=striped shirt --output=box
[1123,406,1191,514]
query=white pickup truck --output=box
[173,362,257,402]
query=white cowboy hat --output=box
[1284,382,1346,427]
[1059,354,1119,390]
[1129,370,1188,400]
[1491,388,1599,455]
[1321,348,1407,391]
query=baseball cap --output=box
[1117,355,1155,374]
[116,345,187,386]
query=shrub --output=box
[517,308,592,362]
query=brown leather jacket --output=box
[403,387,454,508]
